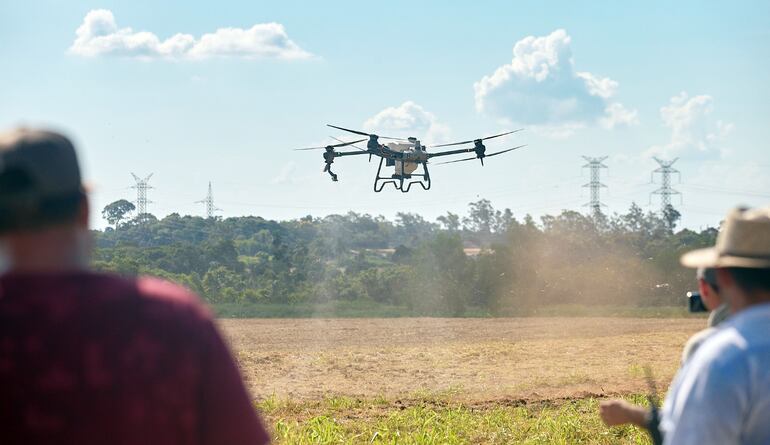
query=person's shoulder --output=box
[707,307,770,351]
[82,272,212,324]
[698,325,744,358]
[682,327,716,365]
[135,276,201,304]
[134,275,212,319]
[689,318,769,376]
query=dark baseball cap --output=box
[0,128,85,232]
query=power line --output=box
[679,183,770,199]
[130,173,154,218]
[650,157,682,213]
[196,181,221,218]
[582,156,608,217]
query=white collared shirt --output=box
[661,302,770,445]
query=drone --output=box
[295,124,526,192]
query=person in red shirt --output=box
[0,128,270,445]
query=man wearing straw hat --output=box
[599,266,728,437]
[660,206,770,444]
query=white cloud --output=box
[645,92,733,159]
[473,29,636,135]
[600,103,639,129]
[577,71,618,99]
[69,9,311,60]
[363,101,450,145]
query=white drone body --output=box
[386,139,422,176]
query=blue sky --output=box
[1,1,769,230]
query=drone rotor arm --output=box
[426,147,476,158]
[333,150,372,158]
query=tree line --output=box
[94,199,716,315]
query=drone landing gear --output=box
[373,157,431,192]
[323,163,338,182]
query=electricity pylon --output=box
[582,156,608,217]
[196,181,221,218]
[130,173,153,218]
[650,157,682,213]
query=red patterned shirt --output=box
[0,272,269,445]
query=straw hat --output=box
[681,207,770,269]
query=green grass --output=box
[257,394,653,444]
[213,300,701,319]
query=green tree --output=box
[391,244,414,263]
[463,199,497,234]
[663,204,682,233]
[495,208,517,233]
[437,212,461,232]
[89,198,725,313]
[102,199,135,230]
[395,212,437,243]
[202,266,245,303]
[411,233,470,316]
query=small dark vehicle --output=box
[687,291,708,313]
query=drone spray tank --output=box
[387,139,420,177]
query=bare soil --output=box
[220,317,704,402]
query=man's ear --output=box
[699,278,721,310]
[697,278,709,296]
[77,194,89,228]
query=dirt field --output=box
[221,317,704,403]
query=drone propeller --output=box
[327,124,407,141]
[330,136,367,152]
[294,138,367,151]
[434,145,527,165]
[430,129,523,148]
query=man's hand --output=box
[599,399,649,427]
